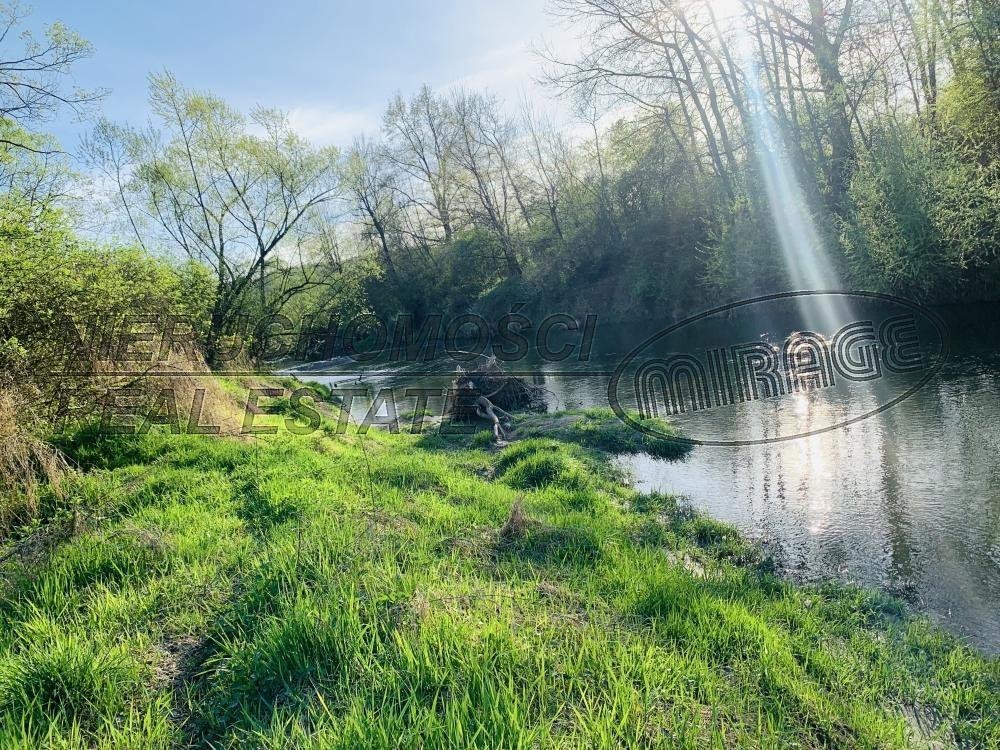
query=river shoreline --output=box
[1,383,994,746]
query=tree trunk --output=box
[807,0,856,210]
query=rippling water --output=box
[291,305,1000,652]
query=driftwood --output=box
[448,357,546,443]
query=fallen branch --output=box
[446,357,546,444]
[474,395,508,443]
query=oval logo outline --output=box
[607,290,951,447]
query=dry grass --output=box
[0,342,254,538]
[499,496,531,541]
[0,385,68,532]
[143,356,250,437]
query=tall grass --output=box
[0,415,995,748]
[0,386,68,536]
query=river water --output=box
[287,304,1000,653]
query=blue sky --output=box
[36,0,580,151]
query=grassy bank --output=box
[514,407,692,460]
[0,405,996,748]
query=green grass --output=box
[519,408,693,460]
[0,412,996,748]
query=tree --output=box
[0,4,100,217]
[0,2,102,155]
[545,0,745,197]
[383,85,461,242]
[343,136,405,288]
[452,90,525,278]
[86,73,342,364]
[522,105,571,240]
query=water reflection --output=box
[622,363,1000,653]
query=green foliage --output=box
[843,124,1000,300]
[87,73,343,362]
[277,257,376,352]
[0,198,217,538]
[938,67,1000,159]
[701,194,790,299]
[0,202,214,412]
[363,228,506,323]
[505,121,723,322]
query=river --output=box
[286,303,1000,653]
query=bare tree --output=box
[522,105,569,239]
[343,136,405,287]
[452,90,525,277]
[545,0,748,197]
[383,85,461,242]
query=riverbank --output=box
[0,397,996,748]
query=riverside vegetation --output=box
[0,1,998,747]
[0,393,996,748]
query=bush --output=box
[0,205,214,425]
[494,439,590,490]
[842,125,1000,301]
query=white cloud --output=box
[445,43,537,93]
[436,20,585,129]
[284,19,586,147]
[286,106,380,146]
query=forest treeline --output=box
[73,0,1000,346]
[348,0,999,322]
[335,0,999,323]
[2,0,999,435]
[19,0,973,354]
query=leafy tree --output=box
[0,2,102,155]
[0,200,213,423]
[85,74,343,364]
